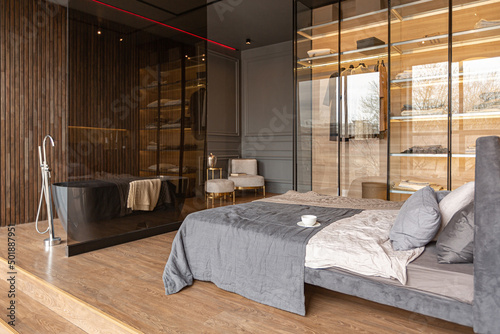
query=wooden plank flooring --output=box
[0,279,84,334]
[0,194,474,333]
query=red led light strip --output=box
[91,0,236,50]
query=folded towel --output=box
[127,179,161,211]
[307,49,333,57]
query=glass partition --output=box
[339,0,389,199]
[295,0,500,200]
[389,0,450,201]
[451,0,500,189]
[296,0,388,199]
[58,0,208,255]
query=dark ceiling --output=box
[62,0,292,52]
[207,0,293,51]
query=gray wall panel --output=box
[207,51,241,177]
[241,41,294,193]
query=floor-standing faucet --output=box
[35,134,62,247]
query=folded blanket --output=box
[127,179,161,211]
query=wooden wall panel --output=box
[0,0,67,226]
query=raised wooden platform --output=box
[0,194,474,333]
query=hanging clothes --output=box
[379,60,388,133]
[323,72,340,141]
[189,87,207,140]
[340,65,354,139]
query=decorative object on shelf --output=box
[356,37,385,54]
[208,153,217,168]
[395,69,412,80]
[394,180,444,192]
[307,48,334,57]
[401,145,448,154]
[474,18,500,29]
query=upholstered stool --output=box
[205,179,235,207]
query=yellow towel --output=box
[127,179,161,211]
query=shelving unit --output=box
[295,0,500,200]
[138,45,207,196]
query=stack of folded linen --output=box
[395,180,444,191]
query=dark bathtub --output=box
[52,176,187,242]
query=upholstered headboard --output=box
[473,136,500,334]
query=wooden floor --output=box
[0,193,474,334]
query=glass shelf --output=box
[391,111,500,120]
[298,0,500,42]
[297,0,433,38]
[68,126,127,132]
[298,29,500,70]
[390,153,476,157]
[390,153,448,157]
[140,106,183,111]
[389,189,416,194]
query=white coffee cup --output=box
[301,215,317,226]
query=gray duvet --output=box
[163,202,361,315]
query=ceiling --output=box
[62,0,293,52]
[207,0,293,51]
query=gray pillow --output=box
[436,202,474,264]
[390,186,441,251]
[435,190,451,203]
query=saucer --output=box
[297,221,321,228]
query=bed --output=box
[163,136,500,334]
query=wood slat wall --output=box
[0,0,67,227]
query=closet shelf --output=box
[298,30,500,70]
[140,127,191,131]
[140,78,205,90]
[390,153,448,158]
[389,189,416,195]
[140,106,183,111]
[297,0,499,41]
[297,0,431,37]
[68,126,127,132]
[390,153,476,158]
[391,111,500,121]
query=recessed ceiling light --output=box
[246,38,251,45]
[97,30,102,35]
[119,38,123,42]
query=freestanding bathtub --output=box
[52,176,187,242]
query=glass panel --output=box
[65,1,207,251]
[389,0,449,201]
[182,47,207,210]
[296,1,340,194]
[339,0,389,199]
[451,0,500,189]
